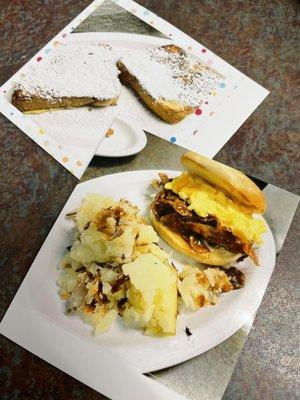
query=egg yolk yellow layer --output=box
[165,173,266,245]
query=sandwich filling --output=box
[151,173,266,265]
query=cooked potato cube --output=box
[178,265,233,311]
[122,254,178,335]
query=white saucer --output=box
[95,118,147,157]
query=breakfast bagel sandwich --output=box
[150,151,267,266]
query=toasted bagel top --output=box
[181,151,266,214]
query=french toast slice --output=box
[118,44,224,124]
[12,43,120,113]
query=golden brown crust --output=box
[117,61,195,124]
[160,44,186,55]
[181,151,266,214]
[149,210,240,266]
[12,89,118,113]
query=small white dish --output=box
[96,118,147,157]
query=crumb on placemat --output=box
[185,326,192,337]
[105,128,114,137]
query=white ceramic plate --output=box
[21,170,276,373]
[66,31,171,48]
[5,32,242,169]
[96,118,147,157]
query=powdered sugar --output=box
[120,46,223,107]
[16,43,120,100]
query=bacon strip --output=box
[152,189,258,264]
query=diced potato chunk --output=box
[122,254,178,335]
[178,265,232,311]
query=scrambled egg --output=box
[165,173,266,245]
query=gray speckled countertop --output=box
[0,1,299,399]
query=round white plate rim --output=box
[66,32,171,47]
[68,170,276,372]
[95,119,147,157]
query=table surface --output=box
[0,1,299,399]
